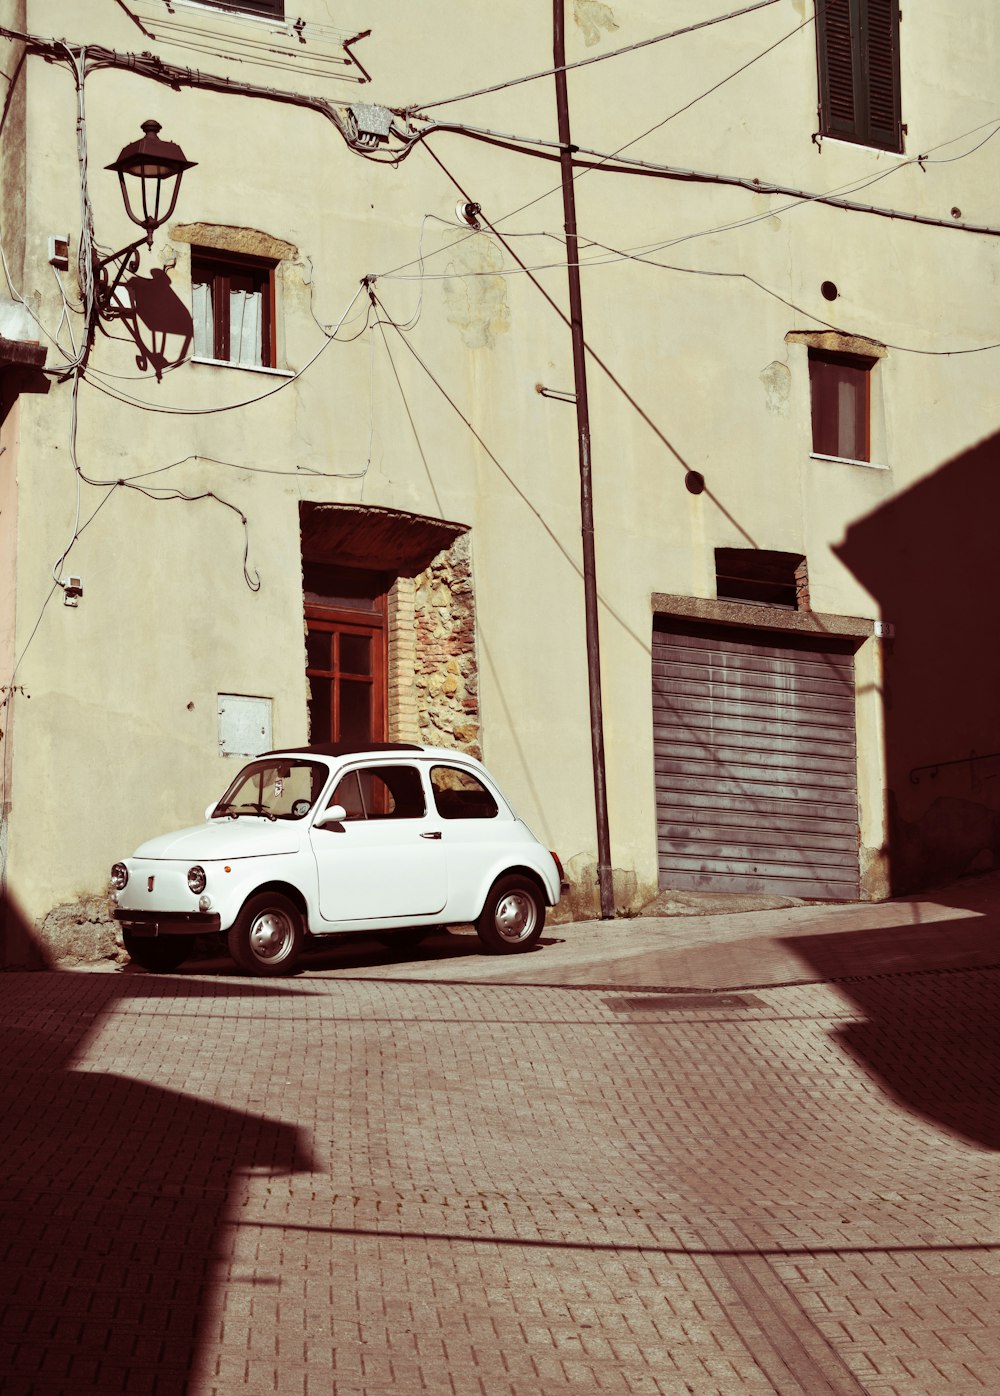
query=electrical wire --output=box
[561,240,1000,356]
[405,0,786,113]
[373,308,444,515]
[369,289,583,568]
[82,282,369,414]
[377,3,825,280]
[394,113,1000,247]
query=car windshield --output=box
[213,759,328,821]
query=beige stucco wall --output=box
[2,1,999,937]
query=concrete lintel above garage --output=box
[651,592,876,641]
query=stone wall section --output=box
[412,533,480,758]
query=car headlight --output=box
[110,862,129,891]
[187,865,207,894]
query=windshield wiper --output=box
[215,801,277,821]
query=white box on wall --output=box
[218,694,273,757]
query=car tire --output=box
[227,893,304,976]
[122,930,194,973]
[475,875,545,954]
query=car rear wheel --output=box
[122,930,194,973]
[475,876,545,954]
[228,893,304,976]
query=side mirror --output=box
[315,804,347,829]
[205,802,217,821]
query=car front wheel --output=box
[475,875,545,954]
[228,893,304,976]
[122,930,194,973]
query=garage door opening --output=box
[652,617,860,901]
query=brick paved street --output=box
[4,881,1000,1394]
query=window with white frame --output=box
[192,249,275,369]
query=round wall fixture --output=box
[455,201,482,228]
[821,280,838,301]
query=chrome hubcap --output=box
[495,891,536,942]
[248,910,294,962]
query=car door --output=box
[309,762,447,924]
[428,763,513,918]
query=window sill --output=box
[810,452,888,471]
[171,2,284,26]
[813,134,906,159]
[191,356,294,379]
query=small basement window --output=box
[808,348,875,462]
[192,249,276,368]
[715,549,809,610]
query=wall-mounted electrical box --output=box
[217,694,273,757]
[48,235,70,271]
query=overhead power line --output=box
[406,117,1000,241]
[404,0,785,113]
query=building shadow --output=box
[835,427,1000,895]
[0,892,315,1394]
[786,879,1000,1148]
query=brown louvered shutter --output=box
[862,0,902,150]
[816,0,901,152]
[817,0,859,140]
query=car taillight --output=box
[550,851,566,883]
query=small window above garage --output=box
[715,549,809,611]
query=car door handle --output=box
[420,831,442,840]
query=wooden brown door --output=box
[304,564,387,746]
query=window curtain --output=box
[192,279,213,359]
[230,287,263,367]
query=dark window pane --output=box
[809,351,871,461]
[715,549,807,611]
[431,767,498,820]
[376,766,426,819]
[340,633,372,676]
[339,679,372,745]
[302,562,384,612]
[306,630,331,671]
[308,677,332,743]
[191,251,273,367]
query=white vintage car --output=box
[111,743,565,975]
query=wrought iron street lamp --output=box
[94,120,195,317]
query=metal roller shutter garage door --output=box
[652,618,860,900]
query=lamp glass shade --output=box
[106,120,195,237]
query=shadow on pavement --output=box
[787,881,1000,1149]
[0,893,316,1395]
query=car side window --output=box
[431,766,499,820]
[329,765,426,821]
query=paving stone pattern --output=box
[2,964,1000,1394]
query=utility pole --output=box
[553,0,615,919]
